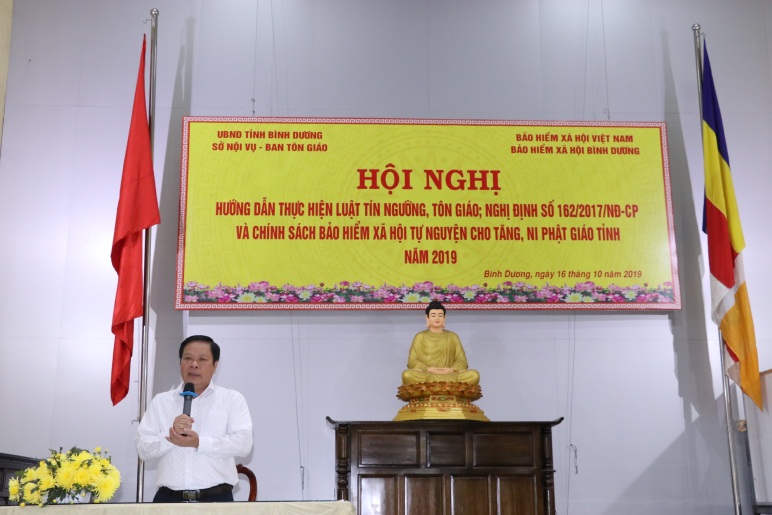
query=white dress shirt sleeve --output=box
[135,390,175,461]
[196,391,253,457]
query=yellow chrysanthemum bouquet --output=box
[8,447,120,506]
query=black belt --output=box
[159,483,233,501]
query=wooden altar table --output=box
[328,417,563,515]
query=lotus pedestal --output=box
[394,381,489,421]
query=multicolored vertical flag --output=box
[111,35,161,405]
[701,43,762,409]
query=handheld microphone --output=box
[180,383,198,416]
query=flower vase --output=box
[61,492,92,504]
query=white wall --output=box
[1,1,772,514]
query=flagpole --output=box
[692,25,702,116]
[692,23,741,515]
[719,331,742,515]
[136,8,159,503]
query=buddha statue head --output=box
[425,300,446,331]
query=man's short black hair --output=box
[179,335,221,363]
[425,300,446,315]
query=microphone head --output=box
[183,383,195,393]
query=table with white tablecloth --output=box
[0,501,355,515]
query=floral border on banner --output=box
[181,280,675,306]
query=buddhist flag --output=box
[111,35,160,405]
[701,43,762,409]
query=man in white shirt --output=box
[136,335,253,502]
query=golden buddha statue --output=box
[402,301,480,385]
[395,301,488,421]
